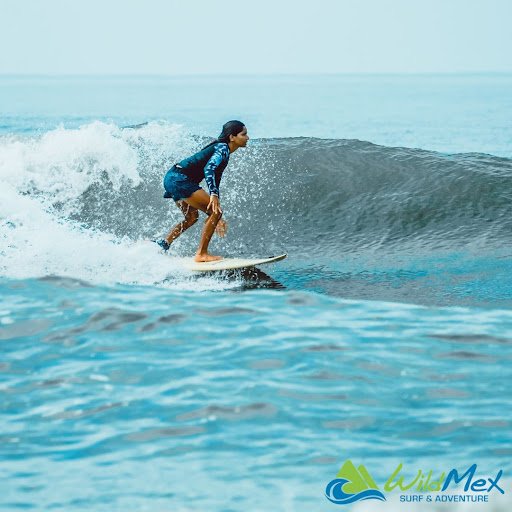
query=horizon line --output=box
[1,71,512,78]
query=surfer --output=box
[155,120,249,262]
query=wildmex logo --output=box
[325,460,505,506]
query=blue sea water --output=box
[1,74,512,511]
[2,74,512,156]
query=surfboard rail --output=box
[184,253,287,272]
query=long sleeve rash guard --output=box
[175,142,230,198]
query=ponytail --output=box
[201,120,245,150]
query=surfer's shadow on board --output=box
[158,267,285,290]
[190,267,286,291]
[156,253,287,290]
[173,254,288,290]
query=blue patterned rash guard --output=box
[175,142,230,197]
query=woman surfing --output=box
[155,120,249,262]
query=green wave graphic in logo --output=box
[325,460,386,505]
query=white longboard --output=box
[184,253,287,272]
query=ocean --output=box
[1,74,512,511]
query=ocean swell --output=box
[1,121,511,295]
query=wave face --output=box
[1,121,512,302]
[216,136,512,260]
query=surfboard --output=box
[184,253,287,272]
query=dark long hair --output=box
[201,120,245,151]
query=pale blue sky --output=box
[1,0,511,74]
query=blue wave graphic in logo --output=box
[325,478,387,505]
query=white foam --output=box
[0,122,141,212]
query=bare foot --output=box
[194,253,223,262]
